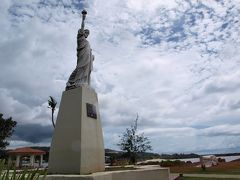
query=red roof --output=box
[8,147,46,155]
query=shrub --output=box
[218,158,226,162]
[201,164,206,171]
[160,160,185,167]
[138,161,160,166]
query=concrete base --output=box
[48,86,105,174]
[46,166,170,180]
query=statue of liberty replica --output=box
[48,10,105,175]
[66,10,94,90]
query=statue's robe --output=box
[66,30,93,90]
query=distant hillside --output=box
[31,146,50,152]
[105,148,122,154]
[213,153,240,157]
[29,147,160,162]
[160,153,200,159]
[5,146,239,161]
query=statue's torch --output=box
[82,9,87,21]
[81,9,87,31]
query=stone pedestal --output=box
[46,166,170,180]
[48,86,105,174]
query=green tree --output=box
[48,96,57,128]
[0,114,17,150]
[118,115,152,164]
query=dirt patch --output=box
[170,161,240,175]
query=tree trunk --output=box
[51,109,55,128]
[130,153,136,165]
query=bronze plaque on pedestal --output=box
[86,103,97,119]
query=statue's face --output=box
[84,29,89,38]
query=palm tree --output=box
[48,96,57,128]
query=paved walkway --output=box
[171,173,240,179]
[170,174,179,180]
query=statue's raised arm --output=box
[80,10,87,32]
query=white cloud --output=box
[1,0,240,153]
[126,0,177,11]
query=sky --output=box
[0,0,240,154]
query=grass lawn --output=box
[170,161,240,175]
[179,177,240,180]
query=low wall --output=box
[46,166,170,180]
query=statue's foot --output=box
[65,84,76,91]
